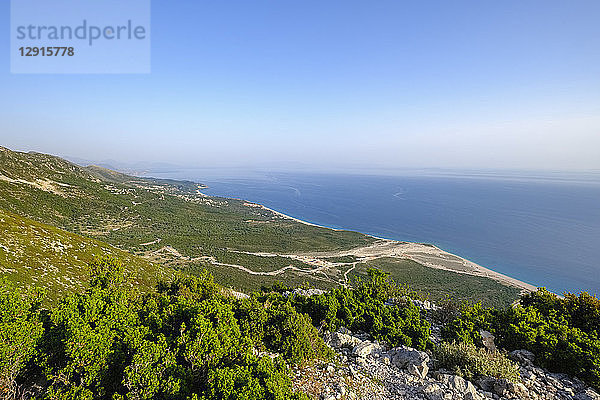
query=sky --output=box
[1,1,600,172]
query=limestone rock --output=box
[474,376,496,393]
[326,331,362,349]
[492,378,509,397]
[437,373,478,397]
[508,381,530,399]
[479,330,496,352]
[352,340,382,358]
[389,345,430,369]
[408,362,429,379]
[423,383,444,400]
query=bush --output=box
[1,257,314,399]
[433,341,520,381]
[8,256,598,397]
[0,280,44,399]
[289,268,432,350]
[264,302,333,364]
[442,288,600,390]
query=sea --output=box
[146,169,600,295]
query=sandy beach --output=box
[245,202,538,294]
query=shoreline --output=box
[244,201,538,294]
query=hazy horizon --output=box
[2,1,600,171]
[4,144,600,182]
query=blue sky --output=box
[1,1,599,171]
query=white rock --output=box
[326,331,363,349]
[408,362,429,379]
[479,330,496,352]
[423,383,444,400]
[388,345,430,369]
[353,341,382,358]
[492,379,508,397]
[437,374,478,397]
[508,382,529,399]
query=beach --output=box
[246,201,538,294]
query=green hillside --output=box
[0,146,374,291]
[351,258,520,308]
[0,208,174,302]
[0,146,373,256]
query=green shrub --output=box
[433,341,520,381]
[43,256,159,397]
[0,279,44,399]
[441,301,494,345]
[290,268,432,350]
[8,255,598,398]
[264,302,333,364]
[1,258,314,399]
[442,288,600,390]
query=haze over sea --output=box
[148,169,600,295]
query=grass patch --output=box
[0,209,174,303]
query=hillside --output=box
[0,146,522,306]
[0,208,174,302]
[2,259,599,400]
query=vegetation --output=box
[3,146,600,398]
[0,258,448,399]
[3,257,329,399]
[262,269,432,350]
[0,209,174,302]
[433,341,520,381]
[2,250,600,397]
[0,258,436,399]
[0,147,373,259]
[181,262,339,295]
[442,288,600,390]
[210,250,314,273]
[321,256,358,264]
[0,279,43,399]
[351,258,521,308]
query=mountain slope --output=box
[0,146,375,291]
[0,208,174,301]
[0,146,373,254]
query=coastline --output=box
[246,201,538,294]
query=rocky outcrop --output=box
[324,331,363,349]
[296,327,600,400]
[353,340,384,358]
[388,345,430,379]
[509,350,535,366]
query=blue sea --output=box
[148,169,600,295]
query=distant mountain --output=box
[63,154,185,176]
